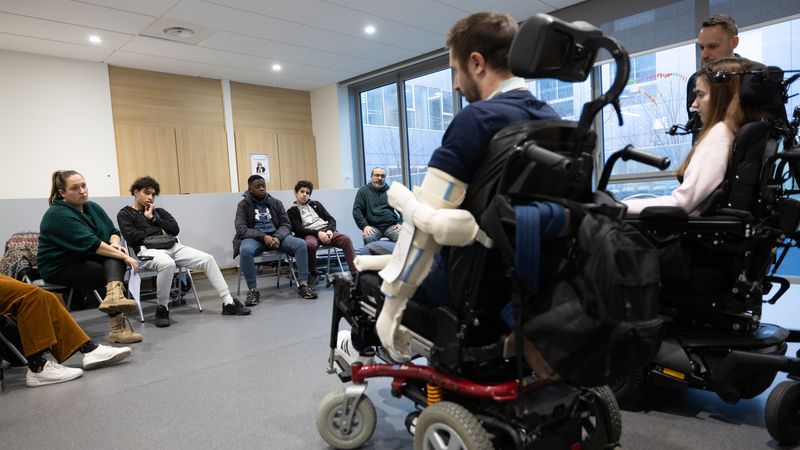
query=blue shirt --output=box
[428,89,559,184]
[253,197,277,235]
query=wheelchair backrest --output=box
[704,120,781,215]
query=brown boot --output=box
[98,281,138,314]
[107,314,143,344]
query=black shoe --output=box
[298,284,318,299]
[245,288,260,307]
[222,299,251,316]
[154,305,170,328]
[307,273,320,289]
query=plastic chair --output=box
[317,245,345,278]
[125,243,202,322]
[236,251,298,296]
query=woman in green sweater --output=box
[38,170,142,344]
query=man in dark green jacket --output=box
[352,167,401,244]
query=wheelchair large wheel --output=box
[765,380,800,445]
[413,401,493,450]
[316,388,377,449]
[588,385,622,443]
[610,368,646,407]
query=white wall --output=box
[311,83,355,189]
[0,49,118,199]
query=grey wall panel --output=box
[0,188,362,269]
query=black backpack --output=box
[521,211,663,387]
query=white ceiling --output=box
[0,0,585,91]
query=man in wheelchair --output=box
[316,12,669,450]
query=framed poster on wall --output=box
[250,154,270,183]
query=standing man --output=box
[685,14,740,139]
[234,175,318,304]
[352,167,401,244]
[118,176,251,327]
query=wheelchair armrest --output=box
[637,206,689,222]
[715,208,753,222]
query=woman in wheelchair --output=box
[624,57,766,215]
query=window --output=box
[528,77,592,120]
[601,44,696,176]
[405,68,454,187]
[360,83,402,185]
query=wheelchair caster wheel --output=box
[316,388,376,449]
[414,402,492,450]
[766,380,800,445]
[405,410,420,436]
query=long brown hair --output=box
[676,57,765,177]
[48,170,82,205]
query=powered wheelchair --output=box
[609,66,800,445]
[316,14,669,450]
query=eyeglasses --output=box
[372,174,386,178]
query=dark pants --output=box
[303,232,357,277]
[46,255,126,292]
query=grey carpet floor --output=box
[1,275,799,450]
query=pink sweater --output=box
[624,122,732,215]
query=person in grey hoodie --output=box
[233,175,318,304]
[352,167,401,244]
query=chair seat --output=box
[236,250,298,296]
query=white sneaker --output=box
[335,330,374,366]
[26,361,83,387]
[82,344,132,370]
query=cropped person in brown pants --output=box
[0,275,132,387]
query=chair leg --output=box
[276,256,282,289]
[335,249,344,273]
[0,326,27,366]
[65,289,74,310]
[287,255,298,287]
[236,264,243,297]
[183,269,202,312]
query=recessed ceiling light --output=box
[364,25,376,35]
[163,26,195,39]
[88,35,102,44]
[272,64,282,72]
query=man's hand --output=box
[144,202,154,221]
[393,224,402,232]
[264,235,280,249]
[109,242,127,254]
[318,230,332,245]
[362,225,376,237]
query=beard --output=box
[458,73,481,103]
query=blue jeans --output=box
[239,236,309,289]
[362,225,401,244]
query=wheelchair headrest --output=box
[739,66,785,111]
[509,14,602,83]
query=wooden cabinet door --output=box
[277,133,318,190]
[114,123,180,195]
[234,129,281,192]
[175,127,231,194]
